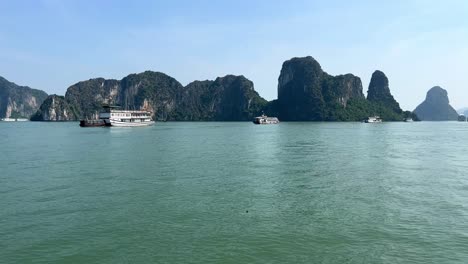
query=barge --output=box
[79,119,107,127]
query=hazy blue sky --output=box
[0,0,467,110]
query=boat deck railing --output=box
[109,110,151,113]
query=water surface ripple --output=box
[1,122,468,263]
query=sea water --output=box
[1,122,468,263]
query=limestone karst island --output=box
[2,56,463,123]
[2,1,468,263]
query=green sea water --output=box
[1,122,468,263]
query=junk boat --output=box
[99,105,155,127]
[253,114,279,125]
[364,116,382,123]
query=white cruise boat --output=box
[364,116,382,123]
[99,106,155,127]
[253,114,279,124]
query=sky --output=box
[0,0,467,110]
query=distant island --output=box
[273,57,415,121]
[2,55,463,122]
[414,86,459,121]
[31,73,267,122]
[458,107,468,117]
[0,76,48,119]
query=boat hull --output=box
[253,115,280,125]
[253,120,279,125]
[105,119,155,127]
[80,120,107,127]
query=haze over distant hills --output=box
[414,87,459,121]
[457,107,468,116]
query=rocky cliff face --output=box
[214,75,267,121]
[33,71,185,121]
[31,95,77,121]
[322,74,364,107]
[367,70,402,113]
[65,78,121,120]
[177,75,267,121]
[0,76,48,119]
[274,57,413,121]
[33,71,267,121]
[414,86,459,121]
[276,56,365,121]
[31,57,414,122]
[365,70,407,121]
[119,71,184,120]
[277,57,326,121]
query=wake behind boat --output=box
[99,105,155,127]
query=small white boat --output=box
[404,118,414,122]
[1,117,28,122]
[364,116,382,123]
[253,114,279,125]
[99,105,155,127]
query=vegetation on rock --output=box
[30,56,425,122]
[273,57,415,121]
[0,76,48,119]
[31,95,78,121]
[33,72,266,121]
[176,75,267,121]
